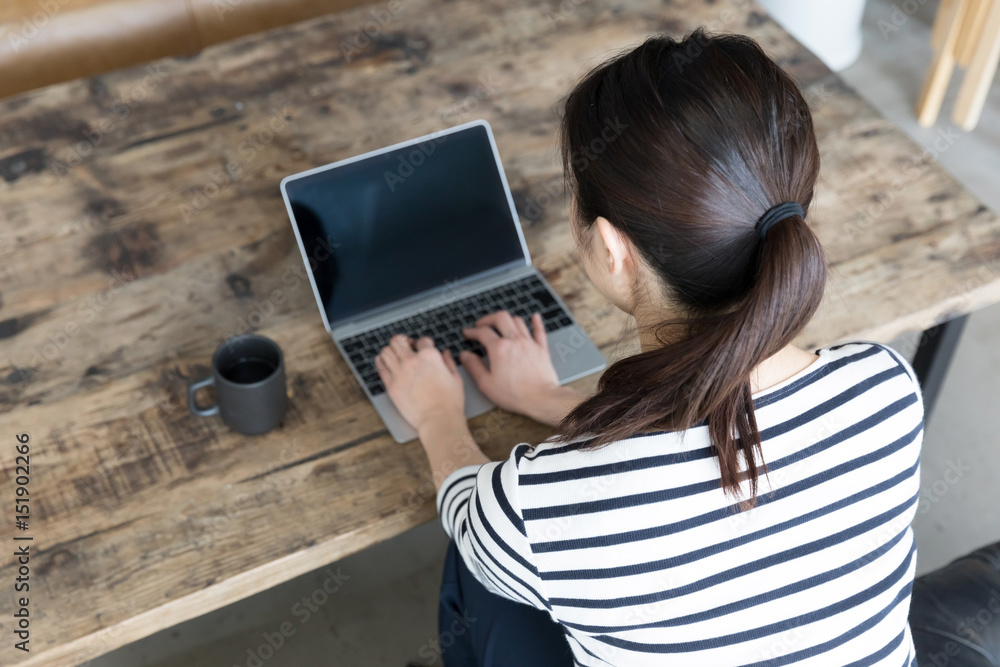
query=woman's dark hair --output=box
[555,29,827,507]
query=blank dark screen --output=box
[284,125,526,326]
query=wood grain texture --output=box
[1,0,999,664]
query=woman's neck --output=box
[748,344,820,394]
[635,314,818,395]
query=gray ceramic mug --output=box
[188,334,287,435]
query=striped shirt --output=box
[437,341,924,666]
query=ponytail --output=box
[553,30,827,507]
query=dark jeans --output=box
[438,540,1000,667]
[438,540,575,666]
[910,541,1000,666]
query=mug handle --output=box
[188,376,220,417]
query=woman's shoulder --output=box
[798,339,924,418]
[815,340,920,387]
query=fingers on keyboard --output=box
[342,276,573,387]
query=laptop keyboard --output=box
[340,274,574,396]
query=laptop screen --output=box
[283,123,528,328]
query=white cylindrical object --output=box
[757,0,868,72]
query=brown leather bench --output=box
[0,0,374,99]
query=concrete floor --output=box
[94,1,1000,665]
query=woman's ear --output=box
[595,216,631,276]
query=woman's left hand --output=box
[374,334,465,433]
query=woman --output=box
[375,29,923,666]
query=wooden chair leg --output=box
[933,0,959,50]
[918,0,970,127]
[957,0,990,66]
[953,0,1000,130]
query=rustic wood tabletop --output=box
[2,0,999,664]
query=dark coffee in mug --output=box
[188,334,287,436]
[222,356,278,384]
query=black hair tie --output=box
[756,201,804,240]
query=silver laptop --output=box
[280,119,605,443]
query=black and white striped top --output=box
[437,341,924,666]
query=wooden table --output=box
[2,0,999,664]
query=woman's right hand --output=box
[460,311,584,426]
